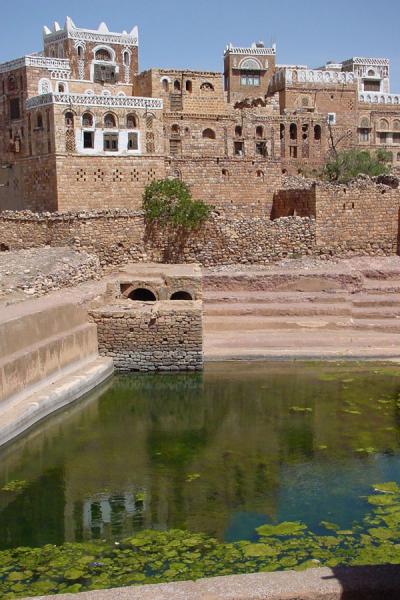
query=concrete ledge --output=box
[0,356,114,448]
[21,565,400,600]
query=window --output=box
[256,126,264,139]
[289,146,298,158]
[174,80,181,91]
[128,132,139,151]
[234,141,244,156]
[186,80,192,93]
[280,124,285,140]
[314,125,322,141]
[289,123,297,140]
[200,82,214,91]
[8,75,17,92]
[393,133,400,144]
[162,79,169,92]
[364,80,380,92]
[379,119,389,130]
[9,98,20,120]
[397,152,400,161]
[104,133,118,151]
[202,128,215,139]
[126,113,138,129]
[104,113,116,128]
[82,112,93,128]
[65,112,74,128]
[378,132,388,144]
[235,125,242,137]
[95,48,112,61]
[327,113,336,126]
[123,51,130,66]
[58,83,65,93]
[240,72,260,87]
[255,141,267,157]
[77,45,83,58]
[94,64,116,83]
[359,128,370,142]
[83,131,94,149]
[169,139,181,156]
[171,124,180,134]
[36,113,43,129]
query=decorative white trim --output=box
[75,128,141,155]
[26,92,163,110]
[224,44,276,56]
[238,57,263,71]
[0,55,70,74]
[342,57,390,67]
[92,44,116,63]
[43,17,138,47]
[270,68,355,90]
[359,92,400,105]
[38,77,52,95]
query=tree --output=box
[323,148,392,184]
[143,178,213,261]
[143,179,212,231]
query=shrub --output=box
[143,179,212,231]
[323,148,392,183]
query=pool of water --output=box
[1,361,400,551]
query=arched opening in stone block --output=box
[128,288,157,302]
[170,291,193,300]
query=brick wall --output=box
[90,301,203,372]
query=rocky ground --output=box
[0,247,100,305]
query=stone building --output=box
[0,17,399,211]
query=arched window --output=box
[82,112,93,128]
[280,124,285,140]
[174,80,181,91]
[256,125,264,139]
[200,82,214,91]
[314,125,322,141]
[360,117,370,128]
[235,125,243,137]
[123,51,130,66]
[256,170,264,180]
[171,124,180,134]
[7,75,17,92]
[239,58,262,71]
[393,120,400,131]
[95,48,112,61]
[222,168,229,178]
[367,69,376,77]
[379,119,389,130]
[397,152,400,161]
[58,83,65,93]
[186,80,192,93]
[290,123,297,140]
[203,128,216,139]
[104,113,117,128]
[162,78,169,92]
[126,113,138,128]
[65,111,74,128]
[36,113,43,129]
[77,45,83,58]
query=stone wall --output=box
[90,301,203,372]
[0,209,316,267]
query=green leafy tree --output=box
[143,179,212,231]
[143,178,213,261]
[324,148,392,183]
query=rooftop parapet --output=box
[26,92,163,110]
[224,42,276,56]
[269,68,355,92]
[359,92,400,105]
[43,16,138,47]
[0,55,70,74]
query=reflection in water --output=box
[1,362,400,549]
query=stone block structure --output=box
[1,17,400,212]
[89,263,203,372]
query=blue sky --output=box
[1,0,400,90]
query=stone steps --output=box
[0,356,113,447]
[205,301,351,317]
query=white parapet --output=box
[26,92,163,110]
[359,92,400,105]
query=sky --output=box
[1,0,400,90]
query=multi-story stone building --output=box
[0,17,399,211]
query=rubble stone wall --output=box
[89,301,203,372]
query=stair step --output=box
[0,356,113,448]
[204,315,353,332]
[204,291,349,305]
[204,302,351,317]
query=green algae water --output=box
[2,361,400,596]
